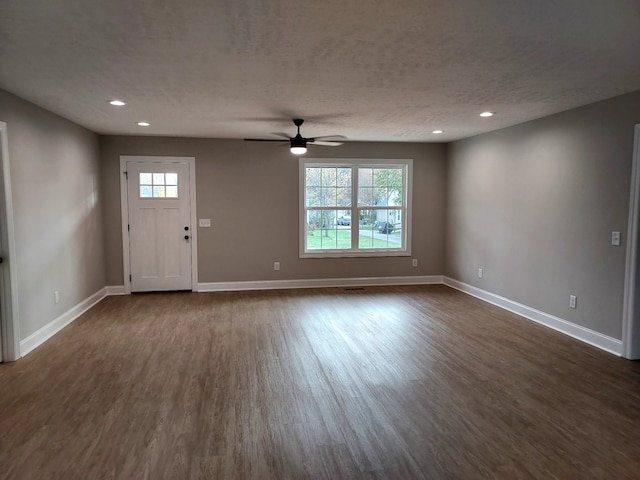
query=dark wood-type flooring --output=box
[1,285,640,479]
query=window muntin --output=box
[300,159,412,257]
[139,172,178,198]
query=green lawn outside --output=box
[306,228,401,250]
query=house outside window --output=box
[300,158,412,257]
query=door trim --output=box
[120,156,198,294]
[623,124,640,359]
[0,122,20,361]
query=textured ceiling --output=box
[1,0,639,142]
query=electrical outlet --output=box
[412,259,418,267]
[611,231,621,246]
[478,268,483,279]
[54,291,59,304]
[274,261,280,271]
[569,295,577,309]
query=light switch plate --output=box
[611,231,621,246]
[199,218,211,228]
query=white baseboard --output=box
[105,285,126,295]
[19,287,110,357]
[198,275,444,292]
[443,277,623,356]
[18,279,622,359]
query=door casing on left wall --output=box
[0,122,20,362]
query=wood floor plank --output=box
[1,285,640,479]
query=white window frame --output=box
[299,158,413,258]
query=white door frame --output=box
[622,124,640,359]
[0,122,20,361]
[120,156,198,295]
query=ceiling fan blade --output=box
[309,140,344,146]
[311,135,347,141]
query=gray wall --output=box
[100,137,447,285]
[446,90,640,339]
[0,89,105,340]
[4,83,638,348]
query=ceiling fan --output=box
[244,119,345,155]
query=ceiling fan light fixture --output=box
[290,135,307,155]
[290,146,307,155]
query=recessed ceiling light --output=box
[480,111,495,117]
[432,129,444,134]
[137,121,150,127]
[109,100,126,106]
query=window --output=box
[300,159,412,257]
[139,172,178,198]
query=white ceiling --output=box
[1,0,639,142]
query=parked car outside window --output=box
[377,221,394,234]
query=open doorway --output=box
[0,121,19,362]
[623,124,640,360]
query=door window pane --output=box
[165,173,178,185]
[139,172,179,198]
[140,185,153,198]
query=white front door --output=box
[126,159,193,292]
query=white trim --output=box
[19,287,109,357]
[0,121,19,362]
[622,124,640,359]
[199,275,443,292]
[119,158,131,294]
[105,285,126,296]
[14,277,626,358]
[119,156,198,294]
[299,158,413,258]
[444,277,623,356]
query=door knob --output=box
[184,235,190,240]
[184,226,189,231]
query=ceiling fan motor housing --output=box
[290,134,307,149]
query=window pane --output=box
[153,173,165,185]
[336,187,351,207]
[336,168,351,186]
[373,168,388,186]
[165,173,178,185]
[358,186,374,206]
[321,168,337,186]
[321,187,337,207]
[165,186,178,198]
[139,173,152,185]
[359,209,376,226]
[360,209,402,249]
[306,187,322,207]
[306,168,321,187]
[306,210,351,250]
[336,209,351,227]
[374,187,389,206]
[359,168,373,187]
[153,186,165,197]
[140,185,152,198]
